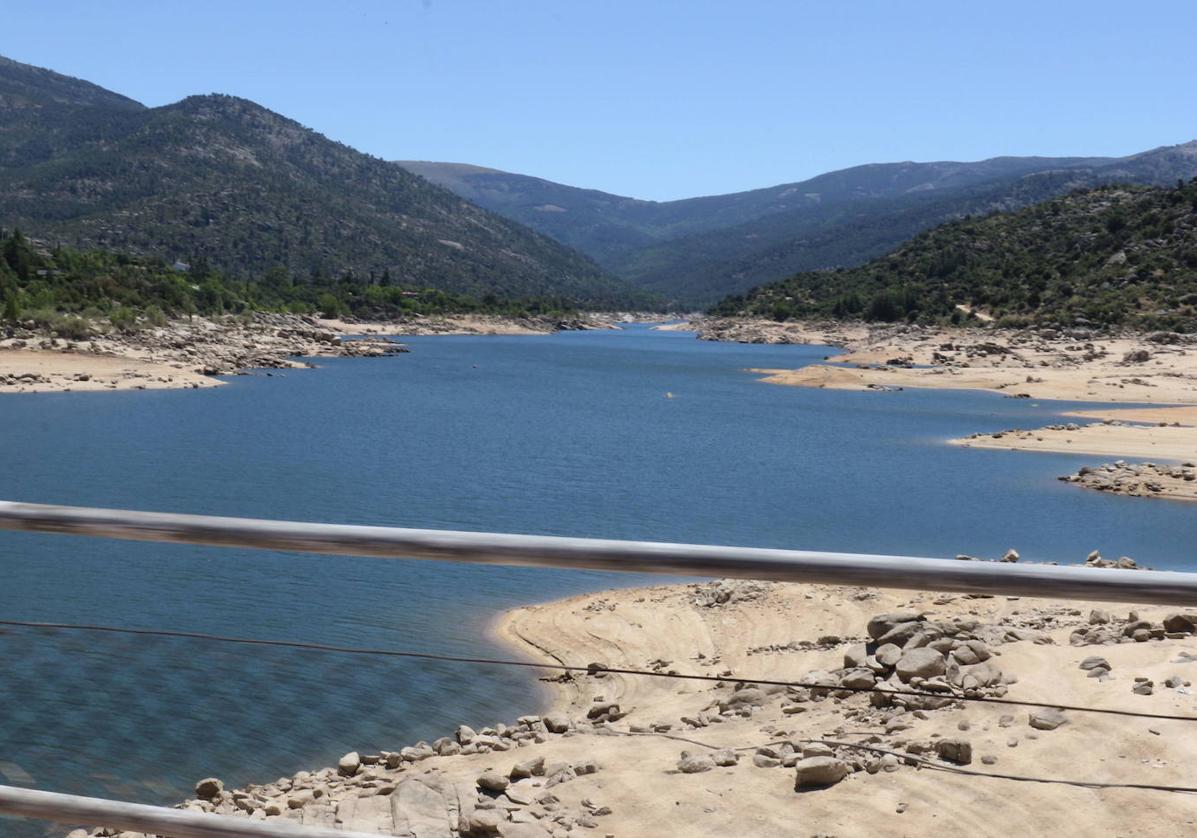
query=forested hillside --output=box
[0,229,585,337]
[0,56,652,309]
[712,181,1197,332]
[405,143,1197,307]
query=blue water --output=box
[1,324,1194,829]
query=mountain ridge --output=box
[402,142,1197,306]
[0,55,651,308]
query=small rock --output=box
[337,752,361,777]
[712,749,738,766]
[678,751,715,774]
[793,756,850,789]
[194,778,223,800]
[1028,708,1067,730]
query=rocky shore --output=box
[1058,460,1197,502]
[0,313,406,393]
[0,312,679,394]
[70,574,1197,837]
[318,312,652,338]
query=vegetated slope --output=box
[0,54,146,167]
[404,144,1197,307]
[0,56,651,308]
[399,161,664,268]
[0,228,592,337]
[712,180,1197,332]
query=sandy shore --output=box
[0,347,219,392]
[114,575,1197,837]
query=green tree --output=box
[3,289,19,322]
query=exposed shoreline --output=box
[0,312,639,395]
[100,576,1197,837]
[685,317,1197,502]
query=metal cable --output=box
[2,618,1194,723]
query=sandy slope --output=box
[492,580,1197,837]
[133,579,1197,838]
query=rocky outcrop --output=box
[1059,461,1197,501]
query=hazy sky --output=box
[5,1,1195,200]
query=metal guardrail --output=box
[1,500,1195,605]
[0,784,381,837]
[2,498,1196,836]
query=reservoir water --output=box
[1,324,1193,831]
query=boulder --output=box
[509,756,545,779]
[542,714,570,734]
[337,752,361,777]
[194,778,223,801]
[1162,614,1197,634]
[1078,656,1111,671]
[839,668,877,690]
[868,611,924,640]
[877,621,926,647]
[959,660,1003,691]
[843,643,870,669]
[895,647,946,682]
[935,738,973,765]
[793,756,850,789]
[875,643,903,668]
[950,640,991,665]
[477,770,510,793]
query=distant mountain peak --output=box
[0,53,143,111]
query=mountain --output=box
[711,180,1197,332]
[401,144,1197,307]
[0,55,650,308]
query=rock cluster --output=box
[1060,461,1197,501]
[1069,608,1197,645]
[80,714,604,838]
[802,611,1012,711]
[0,312,408,392]
[691,579,773,608]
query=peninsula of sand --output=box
[682,317,1197,502]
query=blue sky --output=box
[5,1,1195,200]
